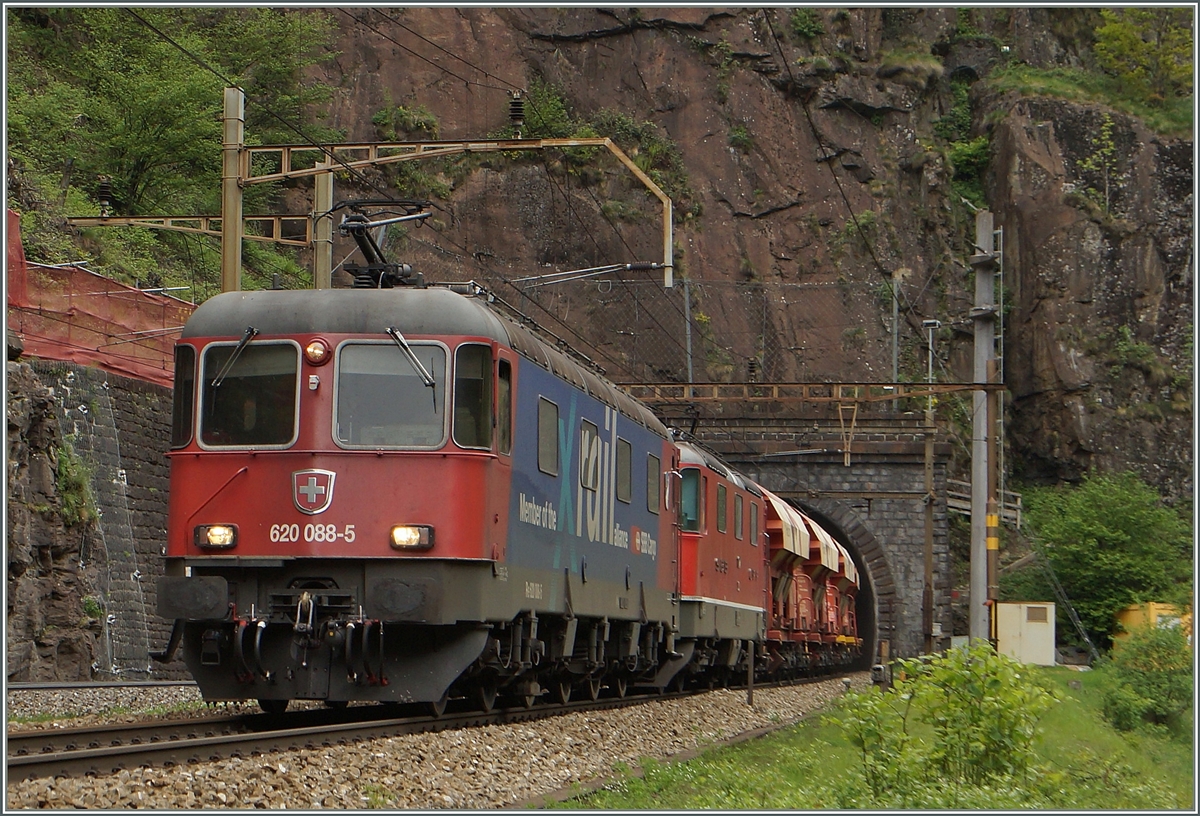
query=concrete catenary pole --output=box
[969,211,998,643]
[313,161,334,289]
[220,87,245,292]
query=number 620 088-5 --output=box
[269,523,356,543]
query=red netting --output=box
[6,209,196,388]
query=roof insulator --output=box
[509,91,525,132]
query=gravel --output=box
[6,674,867,809]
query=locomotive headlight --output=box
[195,524,238,548]
[304,338,331,365]
[389,525,433,550]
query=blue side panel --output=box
[507,361,665,589]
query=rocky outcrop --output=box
[987,97,1192,501]
[6,361,103,681]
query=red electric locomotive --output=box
[154,236,860,713]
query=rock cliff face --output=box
[308,7,1190,497]
[988,98,1192,501]
[6,362,104,680]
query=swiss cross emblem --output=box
[292,469,336,515]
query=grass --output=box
[985,63,1193,138]
[561,665,1194,810]
[7,698,214,725]
[1039,665,1195,806]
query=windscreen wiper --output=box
[385,326,437,411]
[210,326,259,388]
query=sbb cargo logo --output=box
[293,469,336,515]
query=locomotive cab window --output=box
[717,484,727,533]
[171,344,196,449]
[453,344,492,450]
[750,502,759,546]
[735,494,744,540]
[199,342,299,447]
[335,342,446,448]
[538,398,558,475]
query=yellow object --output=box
[1114,602,1192,644]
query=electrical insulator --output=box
[509,92,525,130]
[97,175,113,216]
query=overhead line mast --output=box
[70,87,675,291]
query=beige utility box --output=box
[996,602,1056,666]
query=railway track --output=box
[6,690,684,781]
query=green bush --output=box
[789,9,824,40]
[822,642,1059,806]
[1094,8,1193,102]
[983,63,1193,138]
[1024,472,1193,648]
[1104,624,1193,734]
[55,442,97,526]
[947,135,990,208]
[1102,680,1154,732]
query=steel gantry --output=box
[68,87,675,292]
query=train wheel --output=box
[258,699,289,715]
[475,682,498,714]
[551,678,572,705]
[612,676,628,698]
[428,692,449,718]
[585,675,602,701]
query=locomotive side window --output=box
[537,398,558,475]
[497,359,512,455]
[335,343,446,448]
[717,484,727,533]
[750,502,759,546]
[735,494,744,540]
[580,420,600,491]
[680,468,701,532]
[616,438,631,503]
[646,454,660,514]
[453,344,492,450]
[199,342,298,447]
[171,345,196,449]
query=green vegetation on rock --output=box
[6,7,339,296]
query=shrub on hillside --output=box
[1102,624,1193,736]
[823,643,1059,807]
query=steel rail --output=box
[6,672,852,781]
[6,693,671,781]
[7,681,198,691]
[7,714,248,758]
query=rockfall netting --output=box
[6,209,194,388]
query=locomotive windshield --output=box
[199,342,299,447]
[336,342,447,447]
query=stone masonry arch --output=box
[729,439,953,661]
